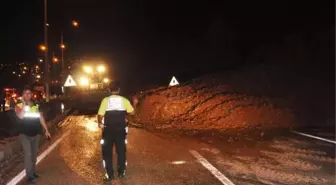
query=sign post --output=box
[63,75,77,96]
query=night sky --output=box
[0,0,334,90]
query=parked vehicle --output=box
[1,88,18,111]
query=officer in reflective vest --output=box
[97,81,138,182]
[15,86,51,184]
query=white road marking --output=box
[189,150,235,185]
[291,130,336,144]
[6,131,70,185]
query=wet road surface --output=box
[1,114,335,185]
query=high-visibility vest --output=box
[17,103,42,136]
[22,104,40,118]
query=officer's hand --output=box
[21,98,26,105]
[132,96,138,106]
[45,131,51,139]
[99,123,104,128]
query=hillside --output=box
[134,64,333,137]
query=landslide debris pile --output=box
[134,68,296,133]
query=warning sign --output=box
[64,75,77,87]
[169,76,179,86]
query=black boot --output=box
[33,173,39,178]
[27,176,37,184]
[103,173,114,183]
[118,170,125,179]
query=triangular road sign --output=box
[64,75,77,87]
[169,76,179,86]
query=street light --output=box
[97,65,105,73]
[39,45,47,51]
[103,78,109,83]
[60,31,65,78]
[72,20,79,27]
[41,0,50,102]
[83,66,93,73]
[80,77,89,86]
[53,57,59,63]
[60,20,78,78]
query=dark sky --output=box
[0,0,334,88]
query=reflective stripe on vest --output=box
[106,97,126,111]
[24,105,30,112]
[23,105,40,118]
[24,112,40,118]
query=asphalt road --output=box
[1,114,335,185]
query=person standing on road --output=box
[97,81,138,183]
[14,86,51,184]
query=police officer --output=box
[97,81,138,182]
[15,86,51,184]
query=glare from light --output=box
[80,77,89,86]
[72,20,79,27]
[39,59,43,62]
[12,71,15,74]
[53,57,59,63]
[83,66,93,73]
[24,106,30,111]
[85,120,99,132]
[103,78,109,83]
[39,45,47,51]
[171,161,186,165]
[97,65,105,73]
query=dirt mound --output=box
[134,28,334,135]
[134,73,295,134]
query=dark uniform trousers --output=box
[101,128,127,178]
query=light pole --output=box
[61,31,65,78]
[52,52,59,79]
[43,0,50,102]
[60,21,78,80]
[97,65,105,89]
